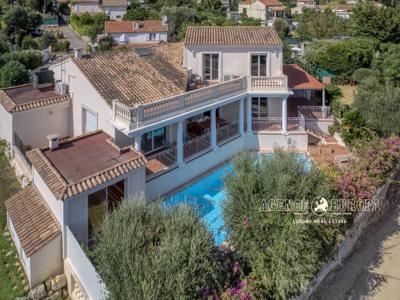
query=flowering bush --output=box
[338,137,400,203]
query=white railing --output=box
[217,121,240,144]
[250,75,288,91]
[297,106,332,119]
[113,77,247,130]
[146,147,177,174]
[252,117,305,132]
[183,132,211,161]
[66,227,108,300]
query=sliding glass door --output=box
[203,53,219,80]
[251,54,267,76]
[141,127,166,154]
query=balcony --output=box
[184,132,212,162]
[249,75,288,92]
[112,75,290,132]
[252,117,305,132]
[146,147,177,179]
[217,121,240,145]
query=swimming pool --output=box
[164,153,308,245]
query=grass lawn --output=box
[0,141,28,299]
[338,85,357,106]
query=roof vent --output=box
[134,47,153,57]
[47,134,61,151]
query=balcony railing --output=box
[146,147,177,178]
[113,75,292,132]
[252,117,305,132]
[113,77,247,131]
[249,75,288,91]
[217,121,240,144]
[297,106,332,120]
[184,132,211,161]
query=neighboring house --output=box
[317,4,353,19]
[71,0,127,20]
[291,0,315,14]
[238,0,286,26]
[2,26,331,298]
[105,20,168,44]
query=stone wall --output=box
[18,274,68,300]
[297,169,400,299]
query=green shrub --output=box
[52,39,70,53]
[21,35,38,50]
[341,110,374,147]
[223,150,342,299]
[0,61,28,88]
[1,50,42,70]
[37,31,57,49]
[93,199,224,300]
[352,68,374,83]
[96,35,114,52]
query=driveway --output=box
[311,180,400,300]
[59,25,87,53]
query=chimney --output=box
[161,15,168,26]
[47,134,61,151]
[134,22,140,30]
[74,48,82,59]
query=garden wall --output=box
[298,168,400,300]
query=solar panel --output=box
[134,48,153,57]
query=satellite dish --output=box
[161,15,168,25]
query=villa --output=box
[0,26,335,299]
[105,20,168,45]
[238,0,286,26]
[70,0,127,20]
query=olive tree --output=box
[93,199,223,300]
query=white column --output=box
[322,89,327,118]
[246,96,252,134]
[239,98,244,135]
[281,97,288,135]
[211,108,217,148]
[134,134,141,151]
[177,120,184,166]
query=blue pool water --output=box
[164,153,308,245]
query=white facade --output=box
[72,4,126,20]
[183,45,283,81]
[110,32,168,44]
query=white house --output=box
[2,26,331,299]
[71,0,127,20]
[238,0,286,25]
[104,20,168,44]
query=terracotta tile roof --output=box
[0,84,71,113]
[240,0,284,6]
[184,26,282,46]
[105,20,168,33]
[5,186,60,257]
[26,131,147,201]
[100,0,127,6]
[283,64,325,90]
[72,43,187,107]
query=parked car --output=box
[30,28,43,37]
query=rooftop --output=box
[184,26,282,46]
[72,43,187,108]
[70,0,127,5]
[5,186,60,257]
[0,84,71,113]
[105,20,168,33]
[283,64,325,90]
[240,0,284,6]
[27,131,147,200]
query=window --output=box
[141,127,166,154]
[149,33,157,41]
[243,8,247,15]
[251,54,267,76]
[251,97,268,118]
[88,180,125,240]
[82,107,98,134]
[203,53,219,80]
